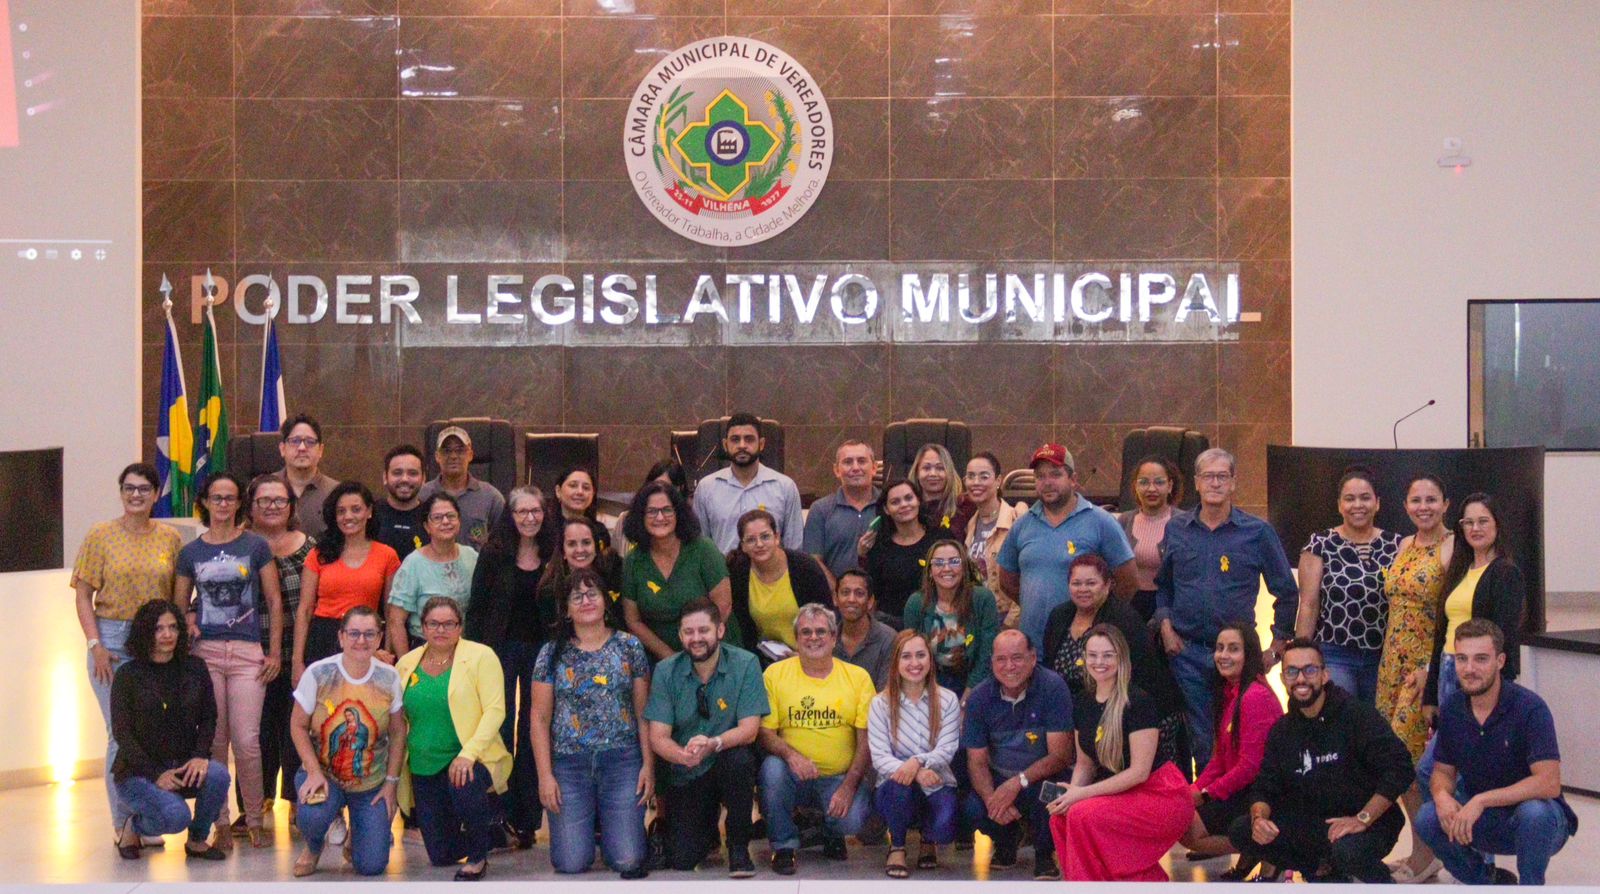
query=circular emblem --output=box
[624,37,834,246]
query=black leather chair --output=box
[226,432,284,481]
[422,418,518,497]
[525,432,600,497]
[678,417,785,484]
[1000,468,1036,506]
[881,418,972,482]
[1117,426,1210,511]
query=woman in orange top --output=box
[293,482,400,685]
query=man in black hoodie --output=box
[1228,638,1414,882]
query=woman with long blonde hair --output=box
[1046,624,1193,881]
[867,630,961,878]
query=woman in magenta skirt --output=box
[1046,624,1194,881]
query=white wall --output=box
[1293,1,1600,594]
[0,571,107,786]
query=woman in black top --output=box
[550,467,613,551]
[536,516,623,618]
[465,484,556,846]
[110,600,229,861]
[1422,492,1526,711]
[725,508,833,652]
[860,479,940,625]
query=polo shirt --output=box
[960,666,1073,779]
[997,496,1134,651]
[834,618,898,690]
[643,644,770,785]
[418,476,506,551]
[275,470,340,539]
[1152,507,1297,643]
[1436,681,1577,828]
[693,462,804,554]
[802,487,880,579]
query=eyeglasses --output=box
[1197,472,1233,483]
[569,589,603,605]
[1136,477,1170,488]
[1460,518,1494,529]
[206,494,239,504]
[120,484,154,496]
[1281,664,1323,680]
[438,446,468,456]
[644,507,676,519]
[423,619,460,632]
[254,497,290,509]
[342,629,381,641]
[740,531,776,546]
[511,508,543,519]
[797,627,832,640]
[696,683,711,719]
[929,557,963,569]
[285,436,320,449]
[428,512,460,523]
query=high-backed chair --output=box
[680,416,785,483]
[881,418,972,481]
[1117,426,1210,511]
[525,432,600,497]
[226,431,284,481]
[1000,468,1036,505]
[422,418,518,496]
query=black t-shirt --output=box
[508,565,546,645]
[864,527,941,619]
[375,502,429,562]
[1073,685,1166,781]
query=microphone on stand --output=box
[1392,399,1436,449]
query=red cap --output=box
[1028,443,1074,471]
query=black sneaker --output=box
[1490,867,1518,885]
[990,844,1018,869]
[1033,853,1060,881]
[728,847,756,878]
[822,835,848,861]
[619,865,650,880]
[771,848,798,876]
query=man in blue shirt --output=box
[692,413,805,553]
[1152,447,1295,771]
[997,444,1136,652]
[801,440,879,582]
[961,630,1075,880]
[1416,619,1576,886]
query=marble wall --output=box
[140,0,1290,511]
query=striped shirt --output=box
[867,687,962,792]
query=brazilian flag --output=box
[192,301,228,494]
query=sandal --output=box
[248,825,271,848]
[115,817,141,860]
[293,848,320,877]
[885,848,909,879]
[917,846,938,870]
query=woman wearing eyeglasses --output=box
[174,471,284,850]
[388,493,480,655]
[901,540,998,696]
[395,597,513,881]
[620,481,733,662]
[73,462,185,844]
[726,509,832,654]
[531,567,654,877]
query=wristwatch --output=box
[1355,810,1373,826]
[1017,772,1030,789]
[86,638,101,652]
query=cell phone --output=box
[1037,781,1069,804]
[304,787,328,805]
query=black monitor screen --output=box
[0,447,63,572]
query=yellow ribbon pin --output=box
[718,697,728,711]
[1220,555,1231,572]
[609,590,621,602]
[413,535,423,550]
[941,515,951,529]
[1025,731,1039,744]
[593,674,609,685]
[647,580,662,594]
[237,564,249,578]
[409,673,419,687]
[964,633,974,647]
[1095,726,1105,744]
[1066,541,1077,555]
[918,559,927,567]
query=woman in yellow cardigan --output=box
[396,596,513,881]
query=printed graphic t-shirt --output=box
[178,532,275,642]
[761,656,876,777]
[293,653,405,792]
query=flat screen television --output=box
[1469,299,1600,451]
[0,447,63,572]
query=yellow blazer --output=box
[394,638,513,810]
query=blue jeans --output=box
[1170,639,1217,771]
[89,618,133,832]
[548,746,646,873]
[294,769,393,876]
[961,771,1054,860]
[758,755,873,850]
[875,780,958,847]
[495,639,542,834]
[115,760,230,839]
[1322,642,1382,704]
[412,762,500,866]
[1417,799,1571,885]
[1417,655,1464,804]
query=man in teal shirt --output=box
[645,597,769,877]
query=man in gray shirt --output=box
[693,413,804,553]
[417,426,505,550]
[831,569,897,689]
[274,414,339,538]
[802,440,879,583]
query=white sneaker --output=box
[326,814,348,846]
[1391,857,1443,884]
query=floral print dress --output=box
[1375,538,1444,759]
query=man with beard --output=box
[1415,620,1576,886]
[693,413,804,553]
[997,444,1135,653]
[1229,638,1413,882]
[644,598,769,877]
[274,414,340,538]
[417,427,505,551]
[373,445,428,561]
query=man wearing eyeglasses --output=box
[758,603,877,875]
[275,414,340,538]
[644,598,769,877]
[1228,638,1413,882]
[417,426,505,550]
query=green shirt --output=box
[403,666,461,776]
[643,644,769,784]
[620,537,734,653]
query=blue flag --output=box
[258,316,286,433]
[155,305,194,518]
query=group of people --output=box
[70,411,1577,883]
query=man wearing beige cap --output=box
[416,426,505,550]
[997,444,1136,652]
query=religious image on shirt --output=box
[191,548,257,632]
[318,699,380,787]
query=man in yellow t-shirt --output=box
[759,603,876,875]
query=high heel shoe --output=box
[247,825,270,848]
[212,820,234,853]
[115,817,141,860]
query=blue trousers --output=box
[1417,655,1463,805]
[547,746,647,874]
[494,639,543,834]
[875,780,958,847]
[758,755,873,850]
[411,762,501,866]
[114,760,230,840]
[1322,642,1381,704]
[89,619,133,832]
[294,769,393,876]
[961,771,1054,860]
[1170,639,1217,771]
[1417,799,1571,886]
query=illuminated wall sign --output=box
[180,264,1251,347]
[623,37,833,247]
